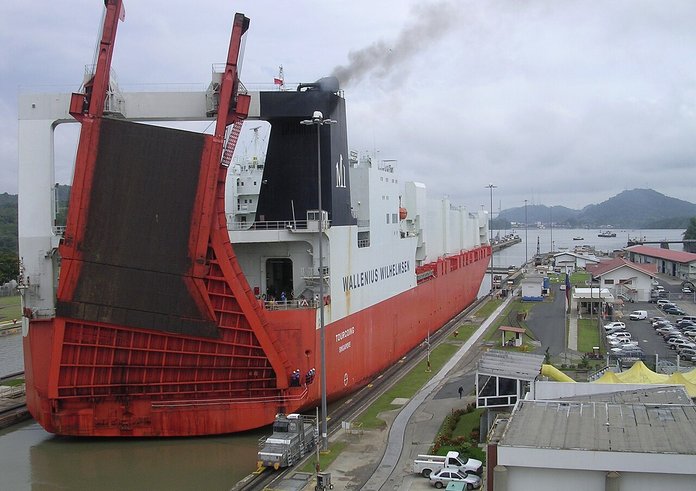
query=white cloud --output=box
[2,0,696,210]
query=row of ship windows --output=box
[238,199,254,204]
[237,181,257,186]
[380,177,398,183]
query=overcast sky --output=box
[2,0,696,211]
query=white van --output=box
[629,310,648,320]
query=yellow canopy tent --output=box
[665,372,696,397]
[593,371,622,384]
[613,361,669,384]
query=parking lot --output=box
[607,280,696,367]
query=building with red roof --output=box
[587,257,657,302]
[625,245,696,283]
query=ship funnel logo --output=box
[336,154,346,188]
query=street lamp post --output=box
[300,110,335,452]
[486,184,497,293]
[524,199,528,266]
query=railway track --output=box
[0,371,29,429]
[234,296,490,491]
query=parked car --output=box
[607,331,631,340]
[612,347,645,360]
[652,320,673,329]
[603,322,626,331]
[664,307,686,316]
[629,310,648,320]
[676,320,696,328]
[606,326,627,335]
[676,342,696,353]
[608,338,638,348]
[678,348,696,359]
[662,332,684,342]
[429,469,482,489]
[668,338,696,350]
[656,299,671,307]
[650,316,667,323]
[659,303,677,311]
[683,287,694,294]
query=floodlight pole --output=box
[301,110,336,452]
[486,184,497,293]
[524,199,528,266]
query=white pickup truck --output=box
[413,450,483,478]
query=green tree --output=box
[0,251,19,284]
[685,217,696,253]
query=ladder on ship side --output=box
[220,121,243,167]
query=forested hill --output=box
[498,189,696,228]
[0,193,17,253]
[0,185,70,255]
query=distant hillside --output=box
[498,189,696,228]
[499,204,579,225]
[0,185,70,254]
[0,193,18,253]
[579,189,696,228]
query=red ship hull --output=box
[21,3,491,437]
[23,247,489,436]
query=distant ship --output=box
[572,237,584,241]
[598,231,617,238]
[18,2,490,436]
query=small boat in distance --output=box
[598,231,617,238]
[572,237,584,241]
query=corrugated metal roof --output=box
[558,386,693,405]
[500,400,696,454]
[625,245,696,264]
[477,349,544,381]
[587,257,657,277]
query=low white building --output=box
[520,274,545,301]
[553,251,600,272]
[487,386,696,491]
[586,257,657,302]
[572,287,614,316]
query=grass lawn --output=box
[356,342,460,429]
[0,378,24,387]
[577,318,601,353]
[474,298,502,319]
[0,295,21,322]
[483,299,537,351]
[570,271,590,285]
[452,408,484,439]
[298,441,348,473]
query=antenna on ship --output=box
[273,65,285,90]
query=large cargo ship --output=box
[18,1,490,436]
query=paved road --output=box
[524,283,567,356]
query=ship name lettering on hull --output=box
[336,327,355,353]
[342,260,411,292]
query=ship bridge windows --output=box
[265,258,294,301]
[358,231,370,248]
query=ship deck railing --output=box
[227,218,331,232]
[263,298,319,311]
